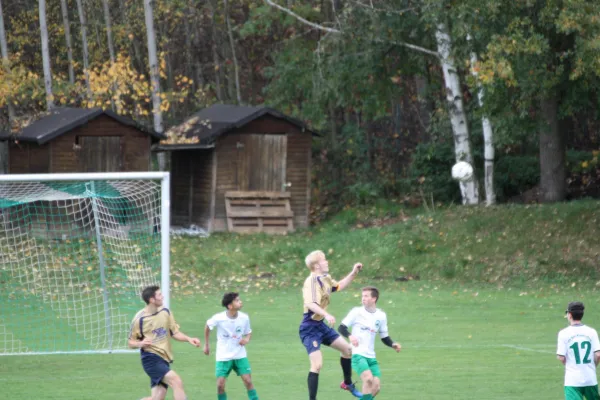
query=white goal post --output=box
[0,172,170,355]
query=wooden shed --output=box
[0,107,164,173]
[157,104,317,234]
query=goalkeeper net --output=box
[0,172,170,355]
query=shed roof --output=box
[0,107,165,144]
[163,104,318,144]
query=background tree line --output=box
[2,0,600,216]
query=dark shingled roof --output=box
[0,107,165,144]
[164,104,318,144]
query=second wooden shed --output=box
[157,104,317,233]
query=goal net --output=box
[0,172,170,355]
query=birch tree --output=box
[264,0,479,204]
[75,0,92,98]
[38,0,54,110]
[467,34,495,206]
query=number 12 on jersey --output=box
[570,341,592,364]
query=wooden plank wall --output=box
[212,115,312,231]
[286,132,311,228]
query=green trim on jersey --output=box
[215,357,252,378]
[565,385,600,400]
[351,354,381,377]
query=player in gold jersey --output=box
[129,285,201,400]
[300,250,363,399]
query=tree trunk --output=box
[468,35,495,206]
[210,1,223,101]
[183,2,195,88]
[143,0,164,170]
[59,0,75,84]
[102,0,115,63]
[435,22,478,205]
[0,0,11,173]
[118,0,144,73]
[539,96,566,202]
[76,0,92,99]
[38,0,54,110]
[224,0,242,104]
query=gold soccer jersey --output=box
[129,307,180,362]
[302,274,340,321]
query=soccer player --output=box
[128,285,201,400]
[204,292,259,400]
[338,286,401,400]
[557,301,600,400]
[300,250,364,399]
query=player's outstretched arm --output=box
[172,331,201,347]
[203,325,211,355]
[336,263,363,292]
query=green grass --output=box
[168,200,600,293]
[2,284,596,399]
[4,200,600,398]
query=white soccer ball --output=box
[451,161,474,182]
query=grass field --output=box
[2,283,596,399]
[3,200,600,399]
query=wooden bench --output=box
[225,191,294,234]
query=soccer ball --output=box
[451,161,474,182]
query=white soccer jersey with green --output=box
[207,311,252,362]
[341,306,389,358]
[557,324,600,387]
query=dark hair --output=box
[568,302,585,321]
[362,286,379,303]
[222,292,239,309]
[142,285,160,304]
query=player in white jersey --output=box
[338,286,401,400]
[204,292,259,400]
[557,301,600,400]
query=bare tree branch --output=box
[264,0,342,33]
[264,0,439,57]
[350,0,421,16]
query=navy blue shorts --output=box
[141,351,170,388]
[299,320,340,354]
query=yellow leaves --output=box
[581,161,589,169]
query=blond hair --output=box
[305,250,325,271]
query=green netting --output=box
[0,179,162,354]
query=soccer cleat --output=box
[340,381,363,398]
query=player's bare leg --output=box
[372,377,381,397]
[241,374,255,390]
[360,370,375,399]
[241,374,259,399]
[161,370,187,400]
[217,377,227,396]
[309,349,323,372]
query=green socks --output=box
[218,388,258,399]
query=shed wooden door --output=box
[237,134,287,191]
[79,136,122,172]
